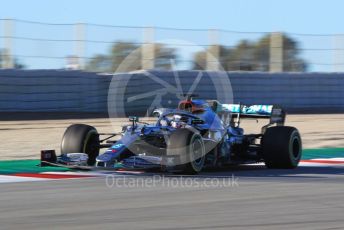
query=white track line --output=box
[0,175,48,183]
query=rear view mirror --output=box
[129,116,139,122]
[152,111,161,118]
[122,125,129,132]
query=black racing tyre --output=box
[167,129,205,174]
[262,126,302,169]
[61,124,100,165]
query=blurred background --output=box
[1,0,344,73]
[0,0,344,115]
[0,18,343,73]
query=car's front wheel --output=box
[61,124,100,165]
[167,129,206,174]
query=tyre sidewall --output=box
[61,124,100,165]
[188,133,206,173]
[288,129,302,167]
[167,129,206,174]
[263,126,302,169]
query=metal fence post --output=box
[142,27,155,69]
[269,32,283,72]
[207,29,220,71]
[333,34,344,72]
[3,19,14,68]
[74,22,85,70]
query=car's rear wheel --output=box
[61,124,100,165]
[262,126,302,169]
[167,129,205,174]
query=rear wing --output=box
[221,104,285,125]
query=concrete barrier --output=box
[0,69,343,115]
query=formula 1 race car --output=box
[41,95,302,174]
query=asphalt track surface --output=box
[1,165,344,230]
[1,114,343,229]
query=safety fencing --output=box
[2,19,344,72]
[0,70,343,115]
